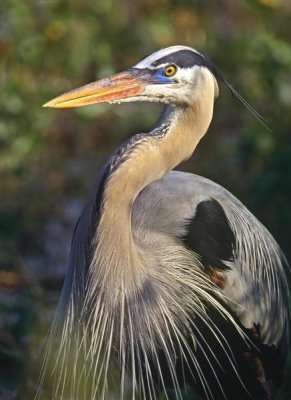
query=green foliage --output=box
[0,0,291,398]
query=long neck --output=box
[91,73,216,292]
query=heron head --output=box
[43,45,220,108]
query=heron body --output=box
[41,46,289,400]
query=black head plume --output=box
[203,55,271,133]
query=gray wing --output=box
[133,170,289,351]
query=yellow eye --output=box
[164,65,177,77]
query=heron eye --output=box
[164,65,177,77]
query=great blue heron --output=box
[40,45,289,400]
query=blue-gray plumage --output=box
[39,45,289,400]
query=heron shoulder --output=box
[132,171,235,236]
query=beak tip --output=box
[43,101,53,108]
[42,100,61,108]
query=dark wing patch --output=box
[183,199,235,271]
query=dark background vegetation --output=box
[0,0,290,399]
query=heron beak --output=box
[43,69,149,108]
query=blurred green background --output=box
[0,0,290,399]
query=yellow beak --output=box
[43,70,148,108]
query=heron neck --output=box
[103,89,215,209]
[94,77,215,288]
